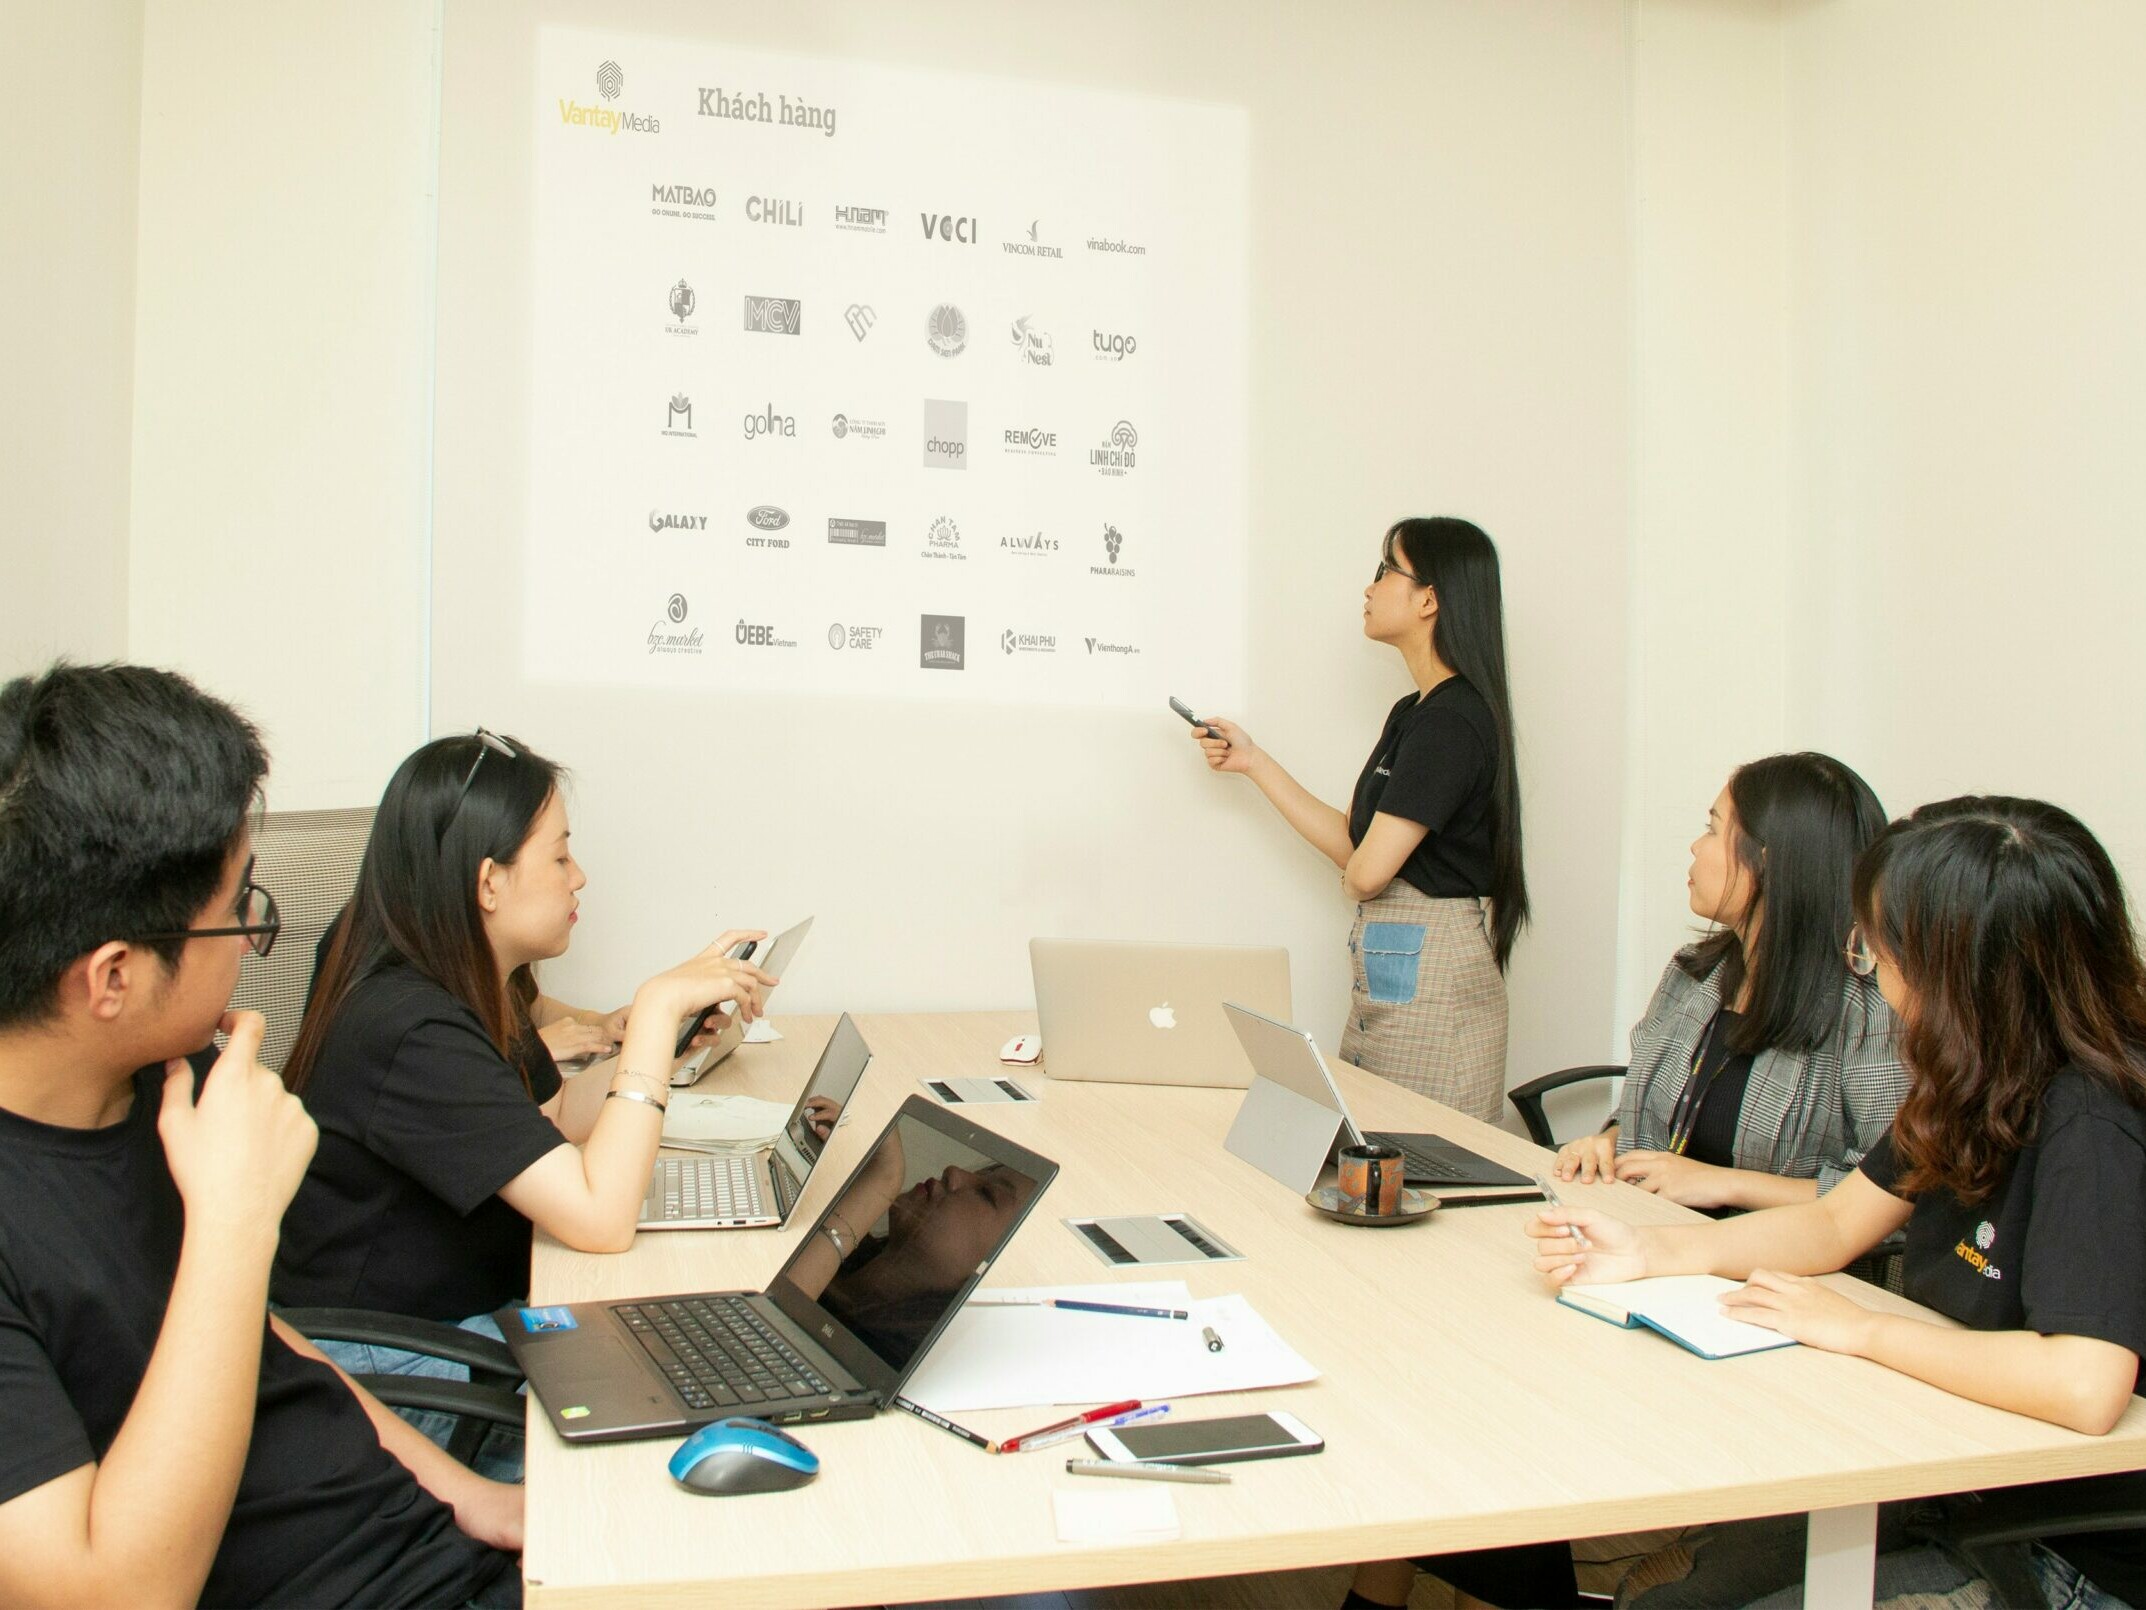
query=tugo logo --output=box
[827,517,886,547]
[926,304,967,357]
[921,399,968,469]
[1002,425,1057,455]
[1010,315,1053,366]
[742,404,796,439]
[833,204,886,233]
[845,303,876,341]
[743,295,802,335]
[1002,218,1064,260]
[1092,330,1137,361]
[745,195,804,227]
[921,212,978,243]
[697,87,836,137]
[648,510,707,534]
[1090,420,1139,475]
[663,394,694,436]
[920,614,966,670]
[745,505,790,531]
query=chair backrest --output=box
[228,806,374,1072]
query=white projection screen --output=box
[531,28,1248,702]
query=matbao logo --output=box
[831,412,886,442]
[734,618,798,647]
[648,592,703,655]
[926,304,967,357]
[665,279,698,336]
[1000,530,1058,557]
[827,517,887,547]
[697,87,836,137]
[921,212,978,244]
[1092,522,1134,577]
[1090,420,1138,475]
[923,516,966,562]
[920,615,966,670]
[742,404,796,439]
[999,629,1057,655]
[648,510,707,534]
[1083,636,1140,656]
[1002,219,1064,260]
[745,195,804,227]
[744,295,802,335]
[833,205,886,233]
[1010,315,1053,366]
[1002,425,1057,457]
[649,181,717,222]
[922,400,967,470]
[561,62,659,135]
[1092,329,1138,361]
[663,394,694,437]
[829,622,884,650]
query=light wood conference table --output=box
[524,1012,2146,1608]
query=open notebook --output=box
[1557,1275,1799,1361]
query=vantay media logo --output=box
[561,61,659,136]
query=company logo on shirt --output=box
[1954,1220,2003,1280]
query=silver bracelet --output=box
[605,1088,668,1113]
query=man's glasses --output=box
[1843,924,1878,978]
[441,728,518,841]
[135,855,283,958]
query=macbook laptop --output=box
[640,1012,871,1231]
[671,916,815,1086]
[1221,1002,1533,1192]
[504,1095,1058,1443]
[1030,938,1290,1088]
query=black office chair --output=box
[1936,1475,2146,1605]
[281,1307,526,1468]
[1508,1064,1627,1148]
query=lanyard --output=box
[1665,1010,1734,1157]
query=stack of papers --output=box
[660,1092,791,1153]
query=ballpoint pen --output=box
[1015,1403,1171,1452]
[968,1298,1189,1320]
[998,1400,1141,1454]
[1533,1173,1592,1250]
[1065,1459,1231,1485]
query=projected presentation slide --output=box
[529,31,1249,707]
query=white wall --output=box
[0,0,141,677]
[430,0,1637,1096]
[124,0,439,806]
[1782,1,2146,884]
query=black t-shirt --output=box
[0,1067,506,1607]
[1347,678,1499,899]
[275,964,566,1322]
[1861,1068,2146,1603]
[1682,1009,1757,1171]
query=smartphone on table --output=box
[1086,1411,1322,1467]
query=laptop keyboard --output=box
[647,1155,769,1222]
[1382,1136,1478,1183]
[616,1295,832,1412]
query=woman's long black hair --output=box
[1682,751,1887,1054]
[1388,517,1529,968]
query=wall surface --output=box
[1783,1,2146,880]
[123,0,440,806]
[0,0,142,678]
[430,0,1637,1097]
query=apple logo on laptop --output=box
[1149,1003,1177,1030]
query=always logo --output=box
[1000,530,1058,556]
[648,510,706,534]
[561,61,659,136]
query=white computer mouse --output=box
[999,1034,1042,1065]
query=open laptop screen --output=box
[767,1012,871,1187]
[765,1097,1058,1396]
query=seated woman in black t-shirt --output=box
[1523,796,2146,1609]
[272,731,776,1355]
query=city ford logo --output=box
[746,505,790,531]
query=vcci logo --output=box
[744,295,802,335]
[922,400,968,470]
[561,62,658,135]
[1092,330,1138,361]
[742,404,796,439]
[921,212,978,244]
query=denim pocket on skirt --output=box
[1360,922,1427,1004]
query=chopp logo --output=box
[648,510,706,534]
[744,295,802,335]
[1002,425,1057,457]
[560,62,659,135]
[1090,420,1138,475]
[922,400,967,469]
[1092,330,1138,361]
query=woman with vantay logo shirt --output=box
[1191,517,1526,1123]
[1527,797,2146,1609]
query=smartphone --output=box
[1086,1410,1322,1467]
[671,938,759,1057]
[1168,696,1221,740]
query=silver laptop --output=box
[640,1013,870,1230]
[1221,1002,1532,1192]
[1030,938,1290,1088]
[671,916,815,1086]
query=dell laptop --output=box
[1030,938,1290,1088]
[639,1012,871,1231]
[504,1095,1058,1443]
[1221,1002,1533,1192]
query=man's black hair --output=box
[0,663,268,1030]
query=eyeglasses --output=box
[441,728,518,841]
[134,855,283,958]
[1372,555,1428,588]
[1843,923,1878,978]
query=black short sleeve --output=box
[0,1287,93,1505]
[369,1010,568,1215]
[2019,1111,2146,1359]
[1858,1128,1903,1196]
[1378,708,1490,836]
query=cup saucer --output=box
[1305,1185,1439,1226]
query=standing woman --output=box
[1194,517,1526,1122]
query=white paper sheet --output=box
[661,1092,791,1146]
[904,1286,1318,1413]
[741,1019,782,1043]
[1052,1485,1180,1544]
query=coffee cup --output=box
[1337,1142,1405,1217]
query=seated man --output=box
[0,663,521,1608]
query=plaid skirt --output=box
[1339,884,1508,1124]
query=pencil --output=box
[892,1395,995,1452]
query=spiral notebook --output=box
[1557,1275,1799,1361]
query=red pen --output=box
[997,1400,1141,1455]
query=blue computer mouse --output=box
[668,1416,820,1495]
